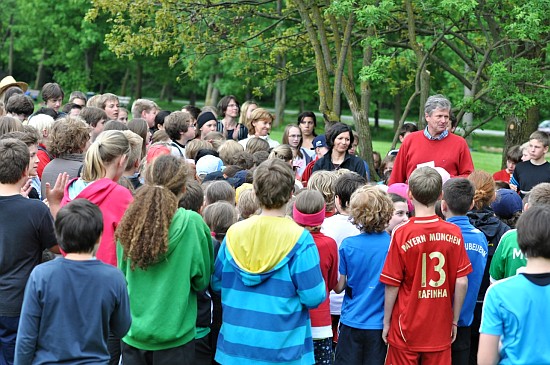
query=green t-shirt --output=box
[489,229,527,281]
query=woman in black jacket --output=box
[311,123,367,178]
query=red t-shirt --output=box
[309,231,338,329]
[380,215,472,351]
[36,144,52,179]
[492,169,511,183]
[301,157,318,187]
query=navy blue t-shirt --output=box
[15,258,131,364]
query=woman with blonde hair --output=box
[116,155,213,364]
[238,100,258,127]
[239,108,279,149]
[60,130,132,266]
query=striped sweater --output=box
[211,215,326,365]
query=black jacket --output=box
[467,207,510,300]
[311,151,367,178]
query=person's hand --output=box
[20,178,32,197]
[382,324,390,344]
[46,173,69,207]
[510,184,518,192]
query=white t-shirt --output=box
[321,214,361,315]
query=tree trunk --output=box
[393,92,402,131]
[33,48,47,89]
[463,69,473,146]
[210,74,221,106]
[166,83,173,103]
[8,29,13,75]
[418,69,430,130]
[189,90,196,105]
[135,62,143,99]
[120,67,130,96]
[205,74,214,106]
[503,106,539,167]
[345,38,376,181]
[274,54,286,128]
[404,0,430,130]
[294,0,333,122]
[84,46,97,88]
[160,83,167,101]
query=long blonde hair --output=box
[81,130,130,182]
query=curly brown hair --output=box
[116,155,189,270]
[349,185,394,233]
[49,116,91,156]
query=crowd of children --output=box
[0,79,549,365]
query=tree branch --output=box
[332,13,355,119]
[462,113,498,138]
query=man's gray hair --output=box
[424,94,451,116]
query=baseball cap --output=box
[311,135,327,149]
[491,188,523,219]
[196,155,224,177]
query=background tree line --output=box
[1,0,548,167]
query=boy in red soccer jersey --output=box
[380,167,471,365]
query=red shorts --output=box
[385,344,451,365]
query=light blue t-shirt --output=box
[339,231,390,330]
[480,274,550,364]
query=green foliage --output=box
[360,56,392,82]
[488,59,540,117]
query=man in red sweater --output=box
[389,95,474,185]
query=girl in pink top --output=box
[60,130,133,266]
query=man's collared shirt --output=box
[424,127,448,141]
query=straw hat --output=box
[0,76,28,96]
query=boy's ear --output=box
[22,165,31,179]
[440,199,448,213]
